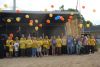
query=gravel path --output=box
[0,49,100,67]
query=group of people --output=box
[0,34,97,58]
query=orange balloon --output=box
[60,16,64,21]
[29,22,33,26]
[46,19,50,24]
[16,10,20,13]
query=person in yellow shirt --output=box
[89,36,96,53]
[56,36,62,55]
[19,37,26,57]
[26,37,32,57]
[32,37,37,57]
[43,36,50,56]
[9,42,14,57]
[6,37,13,57]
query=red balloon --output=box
[51,5,54,8]
[38,24,42,28]
[82,6,85,9]
[93,9,96,12]
[46,19,50,24]
[30,20,33,23]
[16,10,20,13]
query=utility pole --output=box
[13,0,16,12]
[76,0,78,10]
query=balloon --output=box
[49,13,53,17]
[46,19,50,24]
[16,17,21,22]
[29,22,33,26]
[7,19,11,23]
[16,10,20,13]
[4,4,8,8]
[25,14,29,18]
[93,9,96,12]
[60,16,64,21]
[69,16,73,19]
[51,5,54,8]
[35,19,38,23]
[38,24,42,28]
[55,16,60,20]
[35,26,39,31]
[82,6,85,9]
[30,20,33,23]
[86,23,90,28]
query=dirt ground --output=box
[0,49,100,67]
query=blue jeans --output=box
[32,48,37,57]
[76,45,81,54]
[67,45,73,54]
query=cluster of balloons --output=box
[55,16,65,21]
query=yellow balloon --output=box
[35,19,38,23]
[49,13,53,17]
[25,14,29,18]
[86,24,90,28]
[4,4,8,8]
[35,26,39,31]
[16,17,21,22]
[7,19,11,23]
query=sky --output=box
[0,0,100,25]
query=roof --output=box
[0,10,79,14]
[84,25,100,32]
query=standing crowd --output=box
[0,34,97,58]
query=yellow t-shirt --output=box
[32,40,38,48]
[56,38,62,47]
[9,45,13,52]
[6,40,13,47]
[26,39,33,48]
[19,40,26,49]
[43,39,50,49]
[90,39,96,46]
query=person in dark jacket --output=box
[0,36,5,58]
